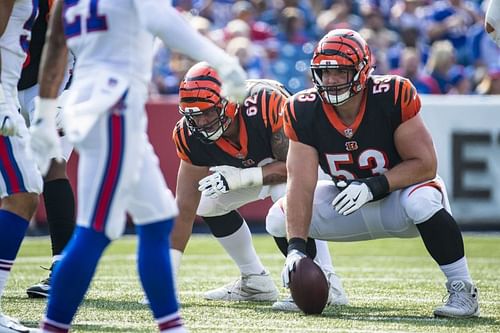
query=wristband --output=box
[241,167,263,187]
[364,175,390,201]
[35,97,58,118]
[287,237,307,254]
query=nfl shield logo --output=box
[344,128,353,138]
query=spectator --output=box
[226,36,268,78]
[424,0,482,65]
[425,40,457,93]
[392,47,440,94]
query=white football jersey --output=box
[64,0,154,85]
[0,0,37,101]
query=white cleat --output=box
[0,313,39,333]
[272,271,348,312]
[433,280,480,318]
[204,271,278,302]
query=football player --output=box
[486,0,500,46]
[0,0,44,332]
[29,0,247,332]
[169,62,347,307]
[17,0,75,299]
[267,29,480,318]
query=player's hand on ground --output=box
[281,249,306,288]
[198,165,262,198]
[29,98,62,176]
[332,180,373,216]
[215,57,247,104]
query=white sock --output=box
[0,267,11,300]
[440,257,472,283]
[170,248,183,279]
[314,240,335,273]
[217,222,265,276]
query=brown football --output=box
[289,257,329,314]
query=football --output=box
[289,257,329,315]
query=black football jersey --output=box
[173,79,289,168]
[283,75,421,181]
[18,0,50,90]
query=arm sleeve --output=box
[135,0,233,69]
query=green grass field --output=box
[3,234,500,332]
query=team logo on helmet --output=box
[311,29,373,105]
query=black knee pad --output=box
[203,211,244,238]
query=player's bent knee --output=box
[404,187,444,224]
[265,200,286,237]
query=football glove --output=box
[281,249,307,288]
[214,57,247,104]
[486,0,500,46]
[332,180,373,216]
[332,175,389,216]
[0,84,17,137]
[29,98,63,176]
[198,165,263,199]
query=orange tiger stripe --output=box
[288,95,297,121]
[400,79,421,122]
[283,108,298,141]
[260,91,268,128]
[393,77,401,105]
[268,92,285,132]
[172,123,191,163]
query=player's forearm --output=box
[170,216,195,252]
[0,1,15,36]
[170,192,200,252]
[384,158,437,192]
[285,180,314,241]
[262,161,287,185]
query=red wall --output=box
[36,96,272,224]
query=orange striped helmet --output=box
[179,62,237,143]
[311,29,373,105]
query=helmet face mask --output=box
[178,62,236,143]
[311,29,373,105]
[179,102,230,143]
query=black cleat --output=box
[27,266,53,298]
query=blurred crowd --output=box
[151,0,500,96]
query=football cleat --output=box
[433,280,480,318]
[272,271,348,312]
[26,264,53,299]
[26,276,50,299]
[204,271,278,302]
[0,313,39,333]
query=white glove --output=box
[331,180,373,216]
[281,249,307,288]
[55,89,70,131]
[29,98,63,176]
[0,84,17,137]
[198,165,263,199]
[486,0,500,46]
[214,57,247,104]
